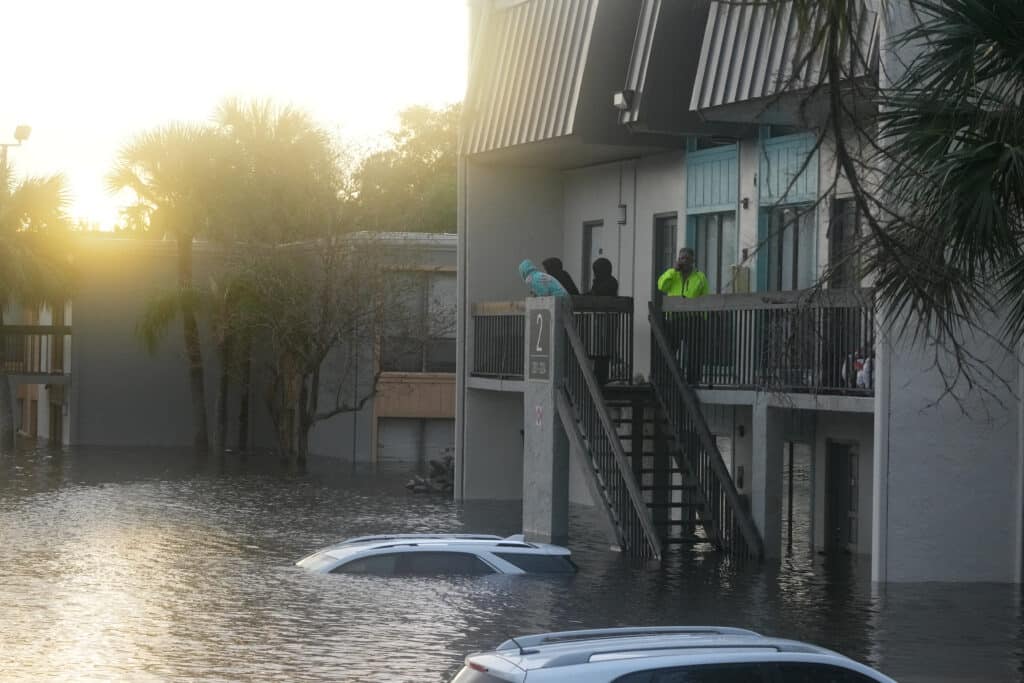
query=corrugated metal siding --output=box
[759,133,819,205]
[463,0,599,155]
[690,0,878,112]
[686,145,738,213]
[620,0,660,125]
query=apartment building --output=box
[455,0,1023,582]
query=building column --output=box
[522,297,570,545]
[751,395,784,558]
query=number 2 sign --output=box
[527,309,551,381]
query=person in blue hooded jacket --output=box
[519,259,569,297]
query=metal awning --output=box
[689,0,878,119]
[461,0,599,155]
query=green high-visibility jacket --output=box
[658,268,709,298]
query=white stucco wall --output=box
[458,161,564,499]
[875,328,1021,582]
[634,152,686,377]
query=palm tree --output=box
[769,0,1023,386]
[212,99,344,449]
[108,124,228,450]
[0,162,72,450]
[214,98,342,244]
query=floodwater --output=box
[1,445,1021,682]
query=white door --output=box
[582,221,605,291]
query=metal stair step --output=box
[646,501,705,509]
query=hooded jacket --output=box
[519,259,569,297]
[541,257,580,295]
[587,257,619,296]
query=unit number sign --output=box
[527,309,551,381]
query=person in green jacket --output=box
[657,247,708,384]
[657,247,708,298]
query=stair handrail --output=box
[648,302,764,559]
[560,304,662,561]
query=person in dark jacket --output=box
[585,257,619,385]
[541,257,580,295]
[586,257,618,296]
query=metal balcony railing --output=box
[656,288,874,395]
[470,297,634,382]
[471,301,526,379]
[0,325,72,375]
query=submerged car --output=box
[296,533,577,576]
[451,626,897,682]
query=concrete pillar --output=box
[522,297,570,545]
[752,395,784,558]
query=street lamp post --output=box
[0,124,32,168]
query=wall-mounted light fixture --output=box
[612,90,634,111]
[617,203,628,225]
[741,197,750,210]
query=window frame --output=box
[379,269,456,374]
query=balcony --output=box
[470,289,874,396]
[470,297,635,383]
[656,288,874,395]
[1,325,72,376]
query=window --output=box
[773,662,881,682]
[396,551,495,576]
[333,551,495,576]
[828,198,863,288]
[694,212,738,293]
[380,270,456,373]
[766,205,816,291]
[613,662,770,682]
[493,553,577,573]
[332,553,400,575]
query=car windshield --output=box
[298,552,344,573]
[494,552,576,573]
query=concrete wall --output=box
[875,329,1022,582]
[66,235,453,458]
[634,152,686,376]
[69,238,217,447]
[563,160,637,296]
[458,161,563,498]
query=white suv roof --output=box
[452,627,897,682]
[296,533,576,576]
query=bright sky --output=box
[2,0,469,229]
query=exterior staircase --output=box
[603,384,714,546]
[556,299,761,561]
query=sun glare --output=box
[2,0,469,229]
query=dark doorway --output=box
[825,441,858,553]
[653,213,677,304]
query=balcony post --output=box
[522,296,570,546]
[751,394,784,558]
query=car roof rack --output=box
[339,533,504,545]
[496,626,762,650]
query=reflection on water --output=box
[1,445,1022,682]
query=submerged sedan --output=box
[296,533,577,576]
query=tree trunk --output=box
[0,373,14,452]
[213,333,232,454]
[297,375,310,463]
[0,314,14,452]
[178,237,209,452]
[237,336,252,452]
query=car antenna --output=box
[507,635,526,656]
